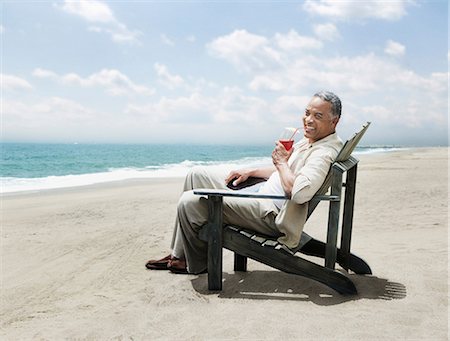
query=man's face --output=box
[302,96,339,143]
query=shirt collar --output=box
[310,131,339,147]
[296,131,339,148]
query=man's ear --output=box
[332,116,340,127]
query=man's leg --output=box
[182,166,230,192]
[177,190,281,274]
[176,191,209,274]
[147,166,229,271]
[169,166,229,256]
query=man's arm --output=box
[272,141,295,196]
[228,141,296,192]
[290,148,335,204]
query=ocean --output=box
[1,143,403,194]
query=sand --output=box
[1,148,448,340]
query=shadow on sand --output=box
[191,270,406,306]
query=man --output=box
[146,91,343,274]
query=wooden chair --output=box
[194,122,371,295]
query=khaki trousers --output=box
[171,166,281,274]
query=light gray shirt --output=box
[273,132,343,248]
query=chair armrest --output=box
[193,189,339,201]
[312,195,340,202]
[193,188,288,200]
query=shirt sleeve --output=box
[290,147,335,204]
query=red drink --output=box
[279,139,294,151]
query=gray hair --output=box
[313,91,342,118]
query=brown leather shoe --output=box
[145,254,172,270]
[167,258,188,274]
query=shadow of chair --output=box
[191,270,406,306]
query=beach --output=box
[1,147,448,340]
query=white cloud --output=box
[242,49,446,96]
[208,29,323,72]
[3,97,96,126]
[125,86,272,126]
[2,97,115,142]
[303,0,414,21]
[208,29,275,71]
[214,87,270,124]
[161,34,175,46]
[125,93,214,124]
[249,75,285,92]
[32,68,154,96]
[88,24,141,44]
[32,97,95,119]
[275,30,323,50]
[60,0,115,23]
[58,0,141,44]
[0,25,4,34]
[2,74,33,90]
[32,68,58,79]
[384,40,405,57]
[313,23,340,41]
[154,63,184,89]
[186,35,196,43]
[270,95,311,122]
[209,29,446,133]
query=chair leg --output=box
[341,165,357,271]
[207,195,223,290]
[234,253,247,272]
[300,238,372,275]
[325,170,342,269]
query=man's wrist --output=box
[274,162,289,170]
[247,168,257,177]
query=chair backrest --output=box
[335,122,371,162]
[307,122,371,218]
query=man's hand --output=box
[272,141,293,167]
[225,169,253,187]
[225,165,277,186]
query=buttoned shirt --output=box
[267,132,343,248]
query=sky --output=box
[1,0,448,146]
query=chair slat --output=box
[336,122,370,161]
[307,123,370,218]
[262,240,279,247]
[251,235,267,244]
[239,230,253,238]
[227,225,240,233]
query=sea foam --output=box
[1,157,272,194]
